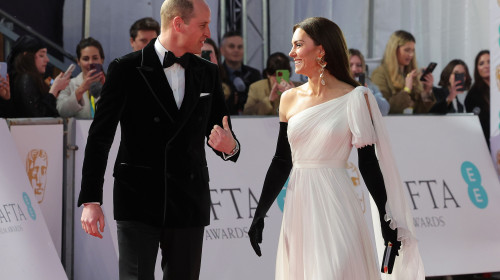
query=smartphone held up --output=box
[63,64,76,79]
[0,62,7,79]
[420,62,437,81]
[356,73,365,86]
[455,73,465,92]
[90,63,103,76]
[276,69,290,95]
[201,50,212,61]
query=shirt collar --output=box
[224,61,242,79]
[154,38,168,66]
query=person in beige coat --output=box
[57,37,105,118]
[243,52,297,115]
[371,30,435,114]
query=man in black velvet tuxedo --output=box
[78,0,240,279]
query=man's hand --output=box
[81,204,105,239]
[208,116,236,154]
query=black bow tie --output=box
[163,51,189,68]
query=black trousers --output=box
[117,220,204,280]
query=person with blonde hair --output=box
[371,30,435,114]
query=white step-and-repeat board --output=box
[9,123,64,257]
[0,120,67,279]
[72,115,500,278]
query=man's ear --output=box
[129,37,135,48]
[172,16,184,32]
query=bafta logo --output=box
[26,149,48,204]
[346,162,366,213]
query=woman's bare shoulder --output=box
[279,83,307,121]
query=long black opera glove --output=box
[357,144,401,274]
[248,122,293,257]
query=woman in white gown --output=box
[248,17,425,280]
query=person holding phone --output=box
[243,52,296,115]
[371,30,435,114]
[7,35,70,118]
[465,50,491,148]
[200,38,219,64]
[57,37,105,118]
[429,59,471,114]
[348,49,390,115]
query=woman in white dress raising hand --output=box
[248,17,425,280]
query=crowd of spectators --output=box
[0,12,496,280]
[0,22,492,146]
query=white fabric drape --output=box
[347,88,426,279]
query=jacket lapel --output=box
[178,54,205,125]
[136,39,179,123]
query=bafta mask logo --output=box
[26,149,48,204]
[346,162,366,213]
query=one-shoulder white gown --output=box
[275,87,425,280]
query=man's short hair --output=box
[221,30,242,44]
[160,0,195,30]
[130,17,160,40]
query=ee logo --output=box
[22,192,37,220]
[276,178,290,212]
[461,161,488,209]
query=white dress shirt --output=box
[154,39,185,109]
[154,39,238,160]
[82,40,238,206]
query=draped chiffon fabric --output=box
[275,86,424,280]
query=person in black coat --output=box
[219,31,261,115]
[429,59,471,114]
[6,35,69,118]
[465,50,490,148]
[78,0,240,279]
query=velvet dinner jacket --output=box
[78,39,240,227]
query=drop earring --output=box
[317,55,327,86]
